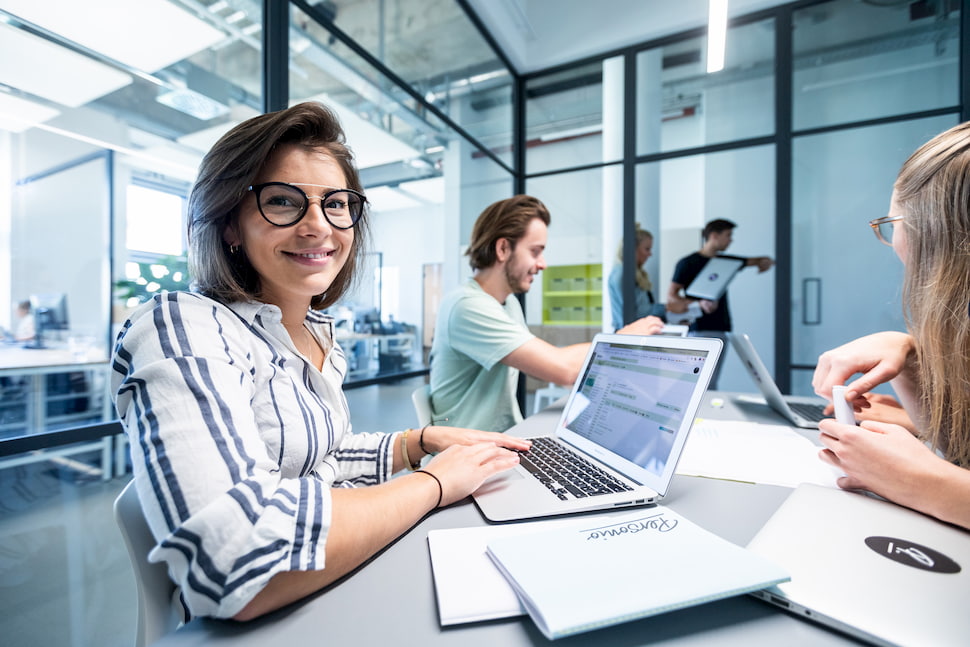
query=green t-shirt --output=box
[429,280,535,432]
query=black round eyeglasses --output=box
[247,182,367,229]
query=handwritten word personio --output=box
[581,513,678,541]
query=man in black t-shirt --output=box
[667,219,774,387]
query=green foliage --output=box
[114,255,191,304]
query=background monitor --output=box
[27,292,69,348]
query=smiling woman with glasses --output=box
[813,120,970,533]
[109,102,529,623]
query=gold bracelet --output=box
[401,429,420,471]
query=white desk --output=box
[335,331,418,376]
[147,392,856,646]
[0,344,114,478]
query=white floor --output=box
[0,376,429,647]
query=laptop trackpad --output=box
[475,469,524,495]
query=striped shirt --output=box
[111,291,396,618]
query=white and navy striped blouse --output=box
[111,291,396,618]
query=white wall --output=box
[9,122,115,344]
[365,202,445,331]
[0,131,11,330]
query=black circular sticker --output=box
[864,536,961,574]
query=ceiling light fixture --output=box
[707,0,728,74]
[0,0,225,73]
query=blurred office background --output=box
[0,0,963,644]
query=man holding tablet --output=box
[667,218,774,387]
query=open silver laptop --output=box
[730,332,828,428]
[747,484,970,647]
[684,255,745,300]
[472,333,722,522]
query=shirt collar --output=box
[226,300,334,328]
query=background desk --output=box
[149,392,855,646]
[335,331,428,387]
[0,345,115,478]
[0,345,111,432]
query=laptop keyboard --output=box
[517,437,634,501]
[787,401,827,422]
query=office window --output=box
[291,2,514,380]
[636,145,775,392]
[0,1,263,439]
[789,114,957,394]
[525,60,621,175]
[526,166,610,329]
[636,17,775,155]
[793,0,959,131]
[125,184,185,256]
[315,0,515,169]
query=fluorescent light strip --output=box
[27,121,198,177]
[1,0,226,73]
[0,92,60,133]
[707,0,728,74]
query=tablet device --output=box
[684,256,745,300]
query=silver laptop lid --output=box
[747,484,970,647]
[729,332,819,426]
[684,255,745,300]
[554,333,723,498]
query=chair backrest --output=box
[411,383,433,427]
[114,480,181,647]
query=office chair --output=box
[411,383,433,427]
[114,480,182,647]
[533,383,569,414]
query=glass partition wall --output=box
[524,0,965,395]
[787,0,962,393]
[0,0,515,455]
[1,0,968,450]
[0,0,264,448]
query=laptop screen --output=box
[562,340,709,477]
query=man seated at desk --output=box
[429,195,663,432]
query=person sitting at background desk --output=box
[429,195,663,433]
[608,223,666,331]
[111,102,528,621]
[14,300,34,342]
[812,120,970,530]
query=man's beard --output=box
[504,264,532,294]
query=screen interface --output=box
[564,341,707,476]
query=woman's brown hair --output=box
[188,101,369,310]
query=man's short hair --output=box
[702,218,737,240]
[465,195,551,270]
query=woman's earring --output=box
[230,244,239,255]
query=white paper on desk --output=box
[427,516,608,626]
[676,419,842,488]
